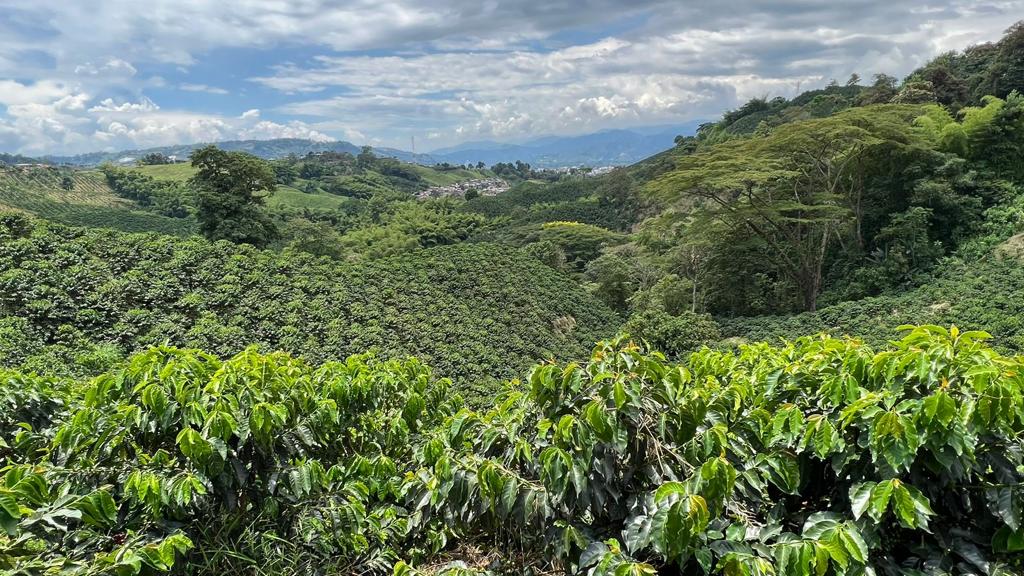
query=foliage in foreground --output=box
[2,325,1022,575]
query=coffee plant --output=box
[0,213,619,400]
[1,325,1021,574]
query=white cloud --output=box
[74,58,137,78]
[238,120,334,142]
[88,97,160,113]
[180,83,230,95]
[0,0,1020,153]
[0,80,336,154]
[251,2,1019,147]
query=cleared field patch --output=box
[268,184,356,210]
[134,163,198,181]
[411,165,490,186]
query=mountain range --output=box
[38,139,433,167]
[21,123,702,169]
[426,123,701,167]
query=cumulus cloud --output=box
[238,120,334,142]
[88,97,160,113]
[180,83,230,95]
[74,58,137,77]
[0,0,1020,153]
[249,0,1021,145]
[0,80,334,154]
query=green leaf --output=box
[73,490,118,528]
[922,391,956,426]
[655,481,687,504]
[176,427,212,462]
[868,479,895,521]
[892,482,933,530]
[837,525,869,563]
[850,482,874,520]
[0,494,21,535]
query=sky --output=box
[0,1,1020,156]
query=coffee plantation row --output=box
[0,213,618,403]
[1,325,1021,575]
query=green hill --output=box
[0,166,196,236]
[719,255,1024,352]
[0,155,497,243]
[0,213,620,401]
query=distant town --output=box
[416,177,510,200]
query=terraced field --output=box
[0,166,197,236]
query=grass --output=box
[411,165,490,187]
[268,184,355,210]
[134,163,198,181]
[132,165,354,211]
[135,160,491,190]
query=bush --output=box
[0,214,620,392]
[623,308,721,357]
[4,326,1021,574]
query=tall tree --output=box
[190,146,278,247]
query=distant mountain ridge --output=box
[0,152,45,165]
[427,123,703,167]
[42,138,435,167]
[26,122,704,168]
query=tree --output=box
[661,119,891,311]
[190,146,278,247]
[138,152,172,165]
[699,145,855,311]
[356,146,376,170]
[273,162,298,185]
[892,80,937,104]
[596,168,637,226]
[60,175,74,191]
[652,106,938,312]
[857,74,899,105]
[622,308,720,358]
[976,21,1024,99]
[539,221,626,271]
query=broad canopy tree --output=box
[190,145,279,247]
[651,106,934,312]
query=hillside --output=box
[0,165,196,236]
[0,214,620,401]
[1,18,1023,576]
[720,255,1024,351]
[567,93,1023,346]
[40,125,706,171]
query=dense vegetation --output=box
[0,20,1023,576]
[550,23,1024,363]
[0,214,617,401]
[0,166,196,236]
[2,326,1022,575]
[719,256,1024,352]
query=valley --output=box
[1,16,1023,576]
